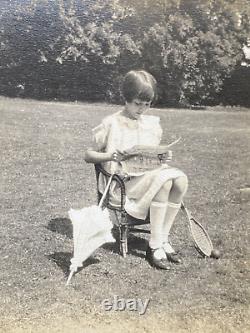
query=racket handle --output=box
[181,201,191,219]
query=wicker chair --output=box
[94,164,150,257]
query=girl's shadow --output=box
[103,228,148,259]
[128,234,148,258]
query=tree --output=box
[140,0,249,105]
[0,0,66,98]
[0,0,249,105]
[55,0,250,105]
[55,0,141,101]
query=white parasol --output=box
[66,175,115,285]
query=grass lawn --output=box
[0,96,249,332]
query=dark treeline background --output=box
[0,0,249,107]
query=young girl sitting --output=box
[84,70,188,270]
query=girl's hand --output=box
[159,150,173,163]
[111,150,131,162]
[116,149,134,161]
[111,151,123,162]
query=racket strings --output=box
[190,218,212,256]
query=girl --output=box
[85,70,188,270]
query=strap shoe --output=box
[163,242,183,264]
[165,252,182,264]
[145,246,171,270]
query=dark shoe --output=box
[165,252,183,264]
[145,247,171,270]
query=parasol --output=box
[66,175,115,285]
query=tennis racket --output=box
[181,202,213,257]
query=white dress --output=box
[92,111,186,220]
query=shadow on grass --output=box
[47,219,148,261]
[102,230,148,259]
[128,234,148,259]
[47,252,100,277]
[47,218,73,239]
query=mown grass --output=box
[0,96,249,333]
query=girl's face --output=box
[124,98,151,120]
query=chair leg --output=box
[114,210,129,257]
[119,224,128,258]
[119,211,128,257]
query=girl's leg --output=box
[149,201,167,258]
[148,180,172,260]
[168,175,188,204]
[162,176,188,256]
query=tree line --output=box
[0,0,249,107]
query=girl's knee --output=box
[153,180,173,202]
[162,180,173,192]
[171,176,188,198]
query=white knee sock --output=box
[149,201,167,259]
[162,202,181,253]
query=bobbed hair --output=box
[122,70,157,103]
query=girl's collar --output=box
[118,111,142,128]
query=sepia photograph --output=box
[0,0,249,332]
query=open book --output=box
[121,137,181,175]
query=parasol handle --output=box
[98,174,114,208]
[66,270,75,286]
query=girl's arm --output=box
[84,148,125,164]
[84,149,113,164]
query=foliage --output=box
[0,0,65,98]
[55,0,141,101]
[0,0,249,105]
[139,0,248,105]
[220,65,250,106]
